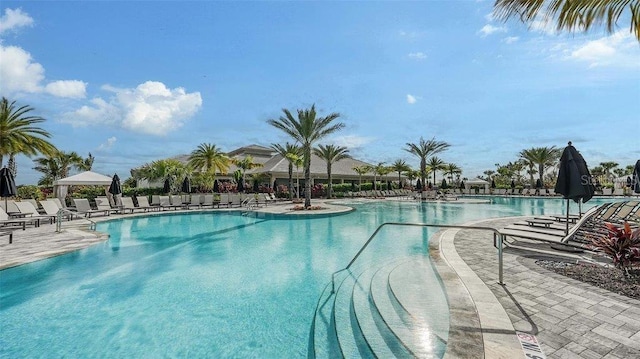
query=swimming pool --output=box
[0,197,607,357]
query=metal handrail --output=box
[56,208,97,232]
[330,222,506,293]
[241,197,256,210]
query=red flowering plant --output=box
[589,221,640,277]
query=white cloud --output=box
[61,81,202,136]
[503,36,519,44]
[0,45,44,94]
[0,44,90,98]
[559,31,640,68]
[0,8,33,34]
[44,80,87,98]
[407,94,417,104]
[331,135,375,149]
[478,24,507,37]
[408,52,427,60]
[98,137,117,151]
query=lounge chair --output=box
[0,206,41,230]
[158,196,181,210]
[14,201,56,224]
[170,195,188,209]
[613,188,625,196]
[136,196,159,211]
[95,196,121,214]
[40,200,75,221]
[186,194,202,209]
[200,194,217,208]
[72,198,111,218]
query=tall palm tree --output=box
[0,97,57,171]
[267,104,344,208]
[371,162,391,191]
[404,137,451,192]
[313,144,350,198]
[519,146,561,186]
[353,165,371,191]
[390,159,411,187]
[272,142,302,199]
[32,150,84,185]
[233,155,263,192]
[188,143,230,175]
[444,163,462,185]
[599,161,619,182]
[493,0,640,41]
[77,153,95,171]
[427,156,446,187]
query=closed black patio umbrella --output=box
[163,178,171,194]
[108,174,122,206]
[1,167,17,210]
[237,180,244,192]
[213,179,220,193]
[181,176,191,194]
[459,181,465,190]
[491,180,496,189]
[554,142,595,235]
[633,160,640,194]
[416,179,422,190]
[511,180,515,189]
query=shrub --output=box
[17,185,44,200]
[589,222,640,277]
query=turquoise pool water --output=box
[0,197,607,357]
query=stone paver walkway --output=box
[450,218,640,359]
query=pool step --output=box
[309,257,449,358]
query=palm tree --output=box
[353,165,371,191]
[32,150,84,185]
[267,104,344,208]
[188,143,230,175]
[493,0,640,41]
[404,137,451,192]
[390,159,411,188]
[77,153,95,171]
[272,142,302,199]
[137,159,188,193]
[233,155,263,192]
[313,144,350,198]
[0,97,57,172]
[404,169,420,189]
[599,161,619,182]
[427,156,446,187]
[444,163,462,185]
[371,162,388,191]
[519,146,561,186]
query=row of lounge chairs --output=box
[500,200,640,250]
[344,189,415,198]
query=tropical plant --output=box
[272,142,302,199]
[313,144,350,198]
[188,143,230,175]
[267,104,344,208]
[444,163,462,185]
[519,146,561,187]
[599,161,619,182]
[136,159,188,193]
[32,150,84,185]
[404,137,451,192]
[493,0,640,41]
[0,97,57,171]
[233,155,263,192]
[404,169,420,189]
[589,222,640,276]
[391,159,411,188]
[427,156,446,187]
[353,165,372,191]
[77,153,95,171]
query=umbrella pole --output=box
[578,199,582,218]
[566,199,570,236]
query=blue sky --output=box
[1,1,638,185]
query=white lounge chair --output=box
[0,206,41,230]
[14,201,56,224]
[72,198,110,218]
[136,196,159,211]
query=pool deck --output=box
[1,199,639,358]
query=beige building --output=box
[136,144,396,190]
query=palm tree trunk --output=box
[327,165,332,198]
[538,164,544,185]
[8,154,17,177]
[304,148,311,208]
[288,163,293,200]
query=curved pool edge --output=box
[431,218,523,358]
